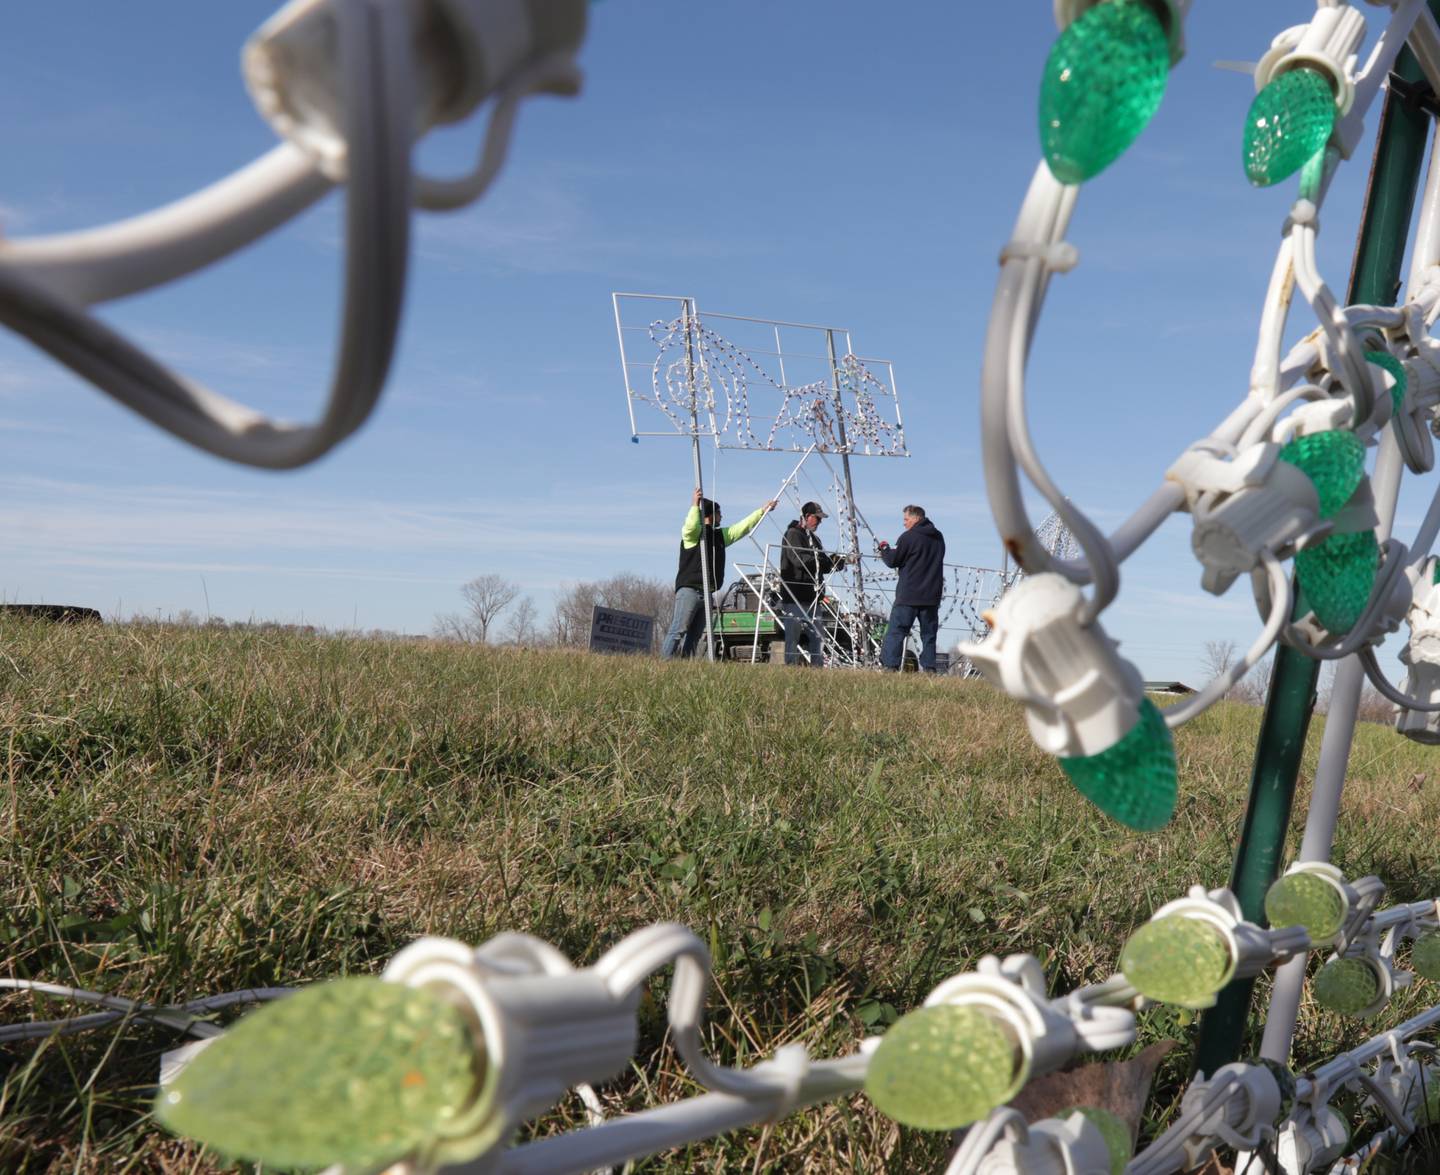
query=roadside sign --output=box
[589,606,654,655]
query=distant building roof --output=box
[1145,681,1195,696]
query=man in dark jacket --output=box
[779,501,847,666]
[662,488,776,659]
[878,505,946,672]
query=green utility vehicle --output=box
[715,607,782,662]
[709,580,885,664]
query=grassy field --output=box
[3,619,1440,1172]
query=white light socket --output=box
[382,934,637,1165]
[1253,6,1365,115]
[958,573,1144,758]
[243,0,586,180]
[976,1111,1117,1175]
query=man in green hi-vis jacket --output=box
[661,487,777,659]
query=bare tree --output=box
[505,596,541,646]
[1312,662,1392,723]
[550,581,595,647]
[434,573,520,643]
[551,573,672,651]
[1356,681,1394,725]
[1232,652,1274,706]
[1201,640,1236,681]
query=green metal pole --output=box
[1192,33,1437,1077]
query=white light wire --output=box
[1127,1070,1241,1175]
[1278,538,1410,658]
[0,0,565,472]
[1236,383,1329,450]
[944,1108,1027,1175]
[1359,645,1440,710]
[413,50,580,210]
[0,145,331,307]
[1292,213,1380,424]
[0,0,414,469]
[0,978,291,1043]
[1163,549,1292,728]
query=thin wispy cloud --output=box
[2,475,675,572]
[0,417,66,434]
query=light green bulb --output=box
[1058,698,1177,831]
[1039,0,1170,184]
[1070,1106,1131,1174]
[1120,915,1232,1007]
[1264,872,1346,941]
[156,978,478,1170]
[1244,68,1336,187]
[1366,351,1407,416]
[865,1004,1019,1130]
[1412,932,1440,981]
[1313,958,1379,1015]
[1277,431,1365,518]
[1294,529,1379,634]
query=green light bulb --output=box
[1120,915,1232,1007]
[1070,1106,1131,1174]
[1412,932,1440,981]
[1366,351,1407,416]
[1264,872,1346,941]
[1294,529,1379,635]
[1039,0,1170,184]
[1058,698,1177,831]
[1244,68,1336,187]
[864,1004,1019,1130]
[1313,958,1379,1016]
[156,978,478,1170]
[1277,430,1365,519]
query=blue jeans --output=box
[882,603,939,672]
[661,587,710,659]
[781,599,823,666]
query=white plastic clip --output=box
[1181,1062,1283,1162]
[998,239,1080,273]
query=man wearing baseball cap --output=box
[778,501,847,666]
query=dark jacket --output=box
[780,520,842,606]
[675,525,728,593]
[674,504,769,593]
[880,518,945,606]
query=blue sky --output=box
[2,1,1427,682]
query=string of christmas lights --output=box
[636,315,908,455]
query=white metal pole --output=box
[684,299,717,662]
[826,329,867,663]
[612,292,641,440]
